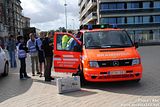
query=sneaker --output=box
[50,77,55,80]
[39,73,43,77]
[37,72,41,74]
[25,76,31,79]
[45,79,51,82]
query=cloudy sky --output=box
[21,0,79,31]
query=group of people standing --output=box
[8,31,54,82]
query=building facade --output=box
[0,0,8,37]
[0,0,30,37]
[22,16,30,28]
[79,0,160,43]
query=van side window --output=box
[56,34,81,52]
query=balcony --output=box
[82,12,97,25]
[79,0,86,9]
[7,4,12,9]
[80,0,96,19]
[78,0,83,6]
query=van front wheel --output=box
[78,69,88,85]
[72,69,87,85]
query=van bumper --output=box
[83,65,143,82]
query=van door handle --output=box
[54,55,61,58]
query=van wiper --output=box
[111,45,132,48]
[102,45,132,48]
[87,45,102,49]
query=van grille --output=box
[98,59,132,67]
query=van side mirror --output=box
[134,42,139,48]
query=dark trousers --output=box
[19,58,27,78]
[44,56,53,80]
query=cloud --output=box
[21,0,80,30]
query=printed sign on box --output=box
[56,76,81,94]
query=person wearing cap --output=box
[42,31,54,82]
[27,33,40,76]
[17,36,30,80]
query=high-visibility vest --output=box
[29,45,37,53]
[17,43,26,58]
[62,35,69,49]
[27,40,37,53]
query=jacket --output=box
[42,37,53,57]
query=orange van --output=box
[53,25,143,83]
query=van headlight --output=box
[132,58,140,65]
[89,61,99,68]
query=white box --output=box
[56,76,81,94]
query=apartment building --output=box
[79,0,160,43]
[0,0,30,36]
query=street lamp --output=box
[64,0,67,31]
[72,19,74,30]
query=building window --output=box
[100,3,125,10]
[135,30,143,42]
[127,2,140,9]
[108,18,116,24]
[100,3,109,10]
[127,17,134,24]
[108,3,116,9]
[149,30,153,40]
[143,16,150,23]
[116,3,125,9]
[135,16,143,24]
[100,18,117,24]
[127,30,135,41]
[153,16,160,23]
[153,30,160,40]
[154,1,160,8]
[100,18,107,24]
[143,2,150,9]
[117,17,125,24]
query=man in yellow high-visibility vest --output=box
[62,35,69,49]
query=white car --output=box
[0,47,9,76]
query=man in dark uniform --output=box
[42,31,54,81]
[36,32,45,77]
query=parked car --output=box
[0,47,9,76]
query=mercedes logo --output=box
[113,61,119,66]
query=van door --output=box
[54,32,82,73]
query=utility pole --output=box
[64,0,67,31]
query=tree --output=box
[58,27,66,32]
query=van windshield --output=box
[84,30,133,49]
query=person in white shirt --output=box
[27,33,40,76]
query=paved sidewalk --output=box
[0,46,160,107]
